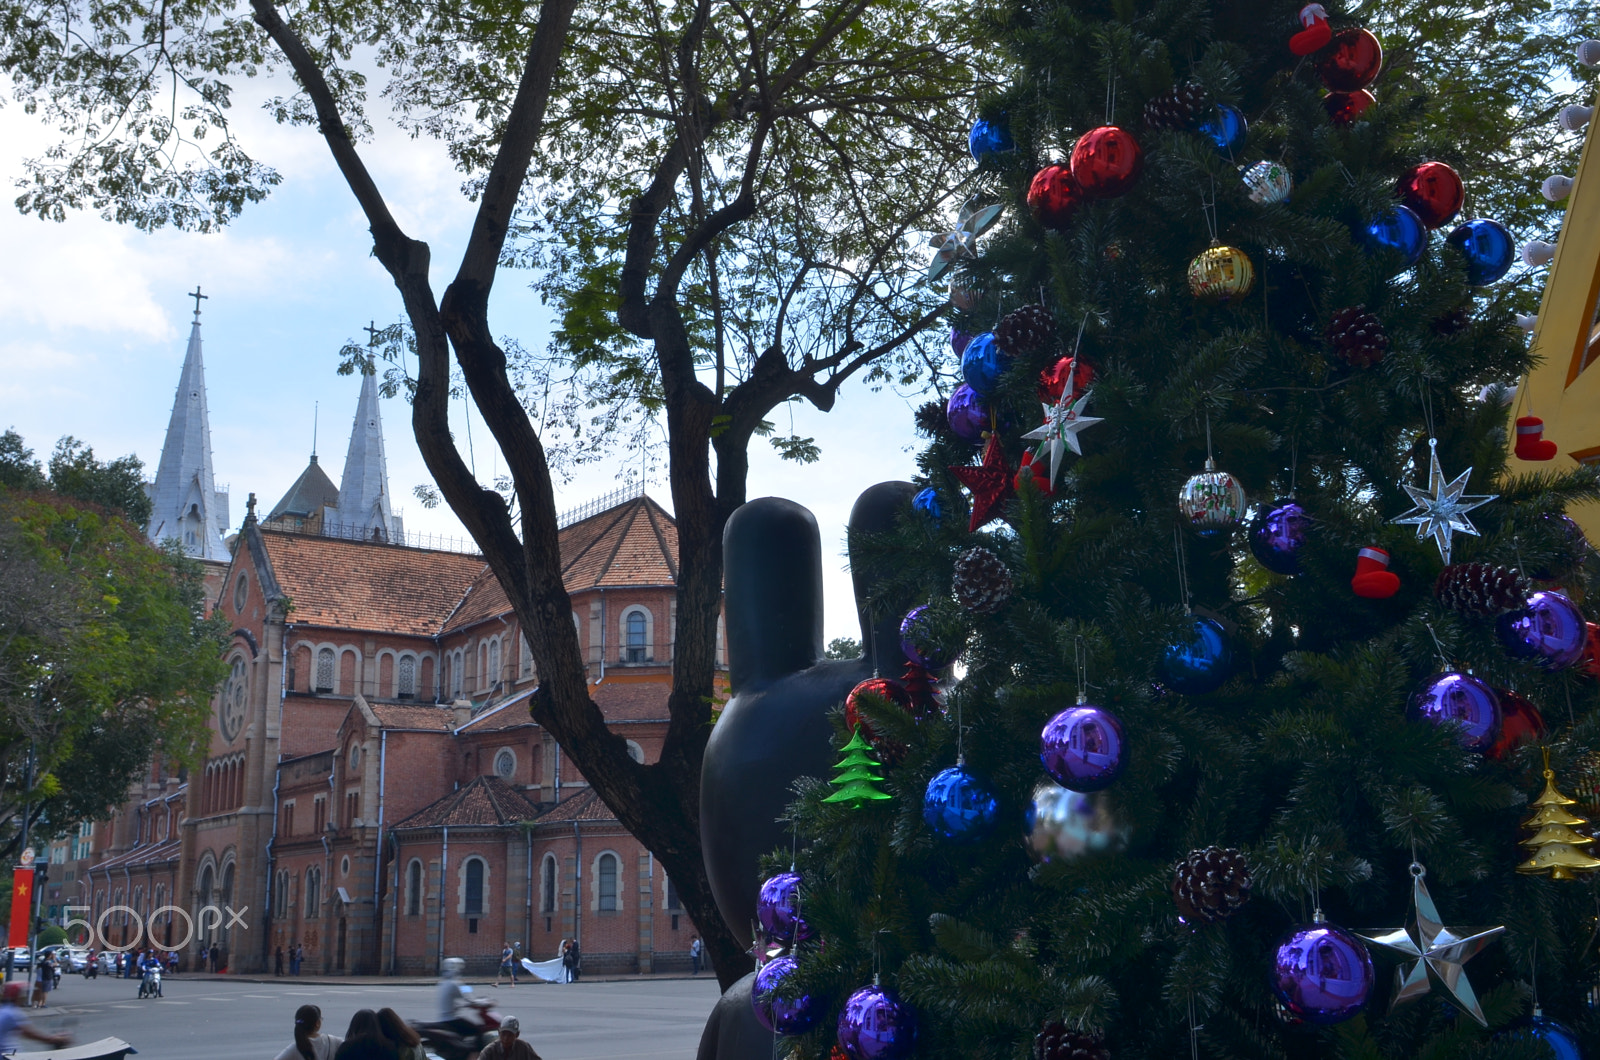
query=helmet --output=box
[442,957,465,978]
[2,982,24,1003]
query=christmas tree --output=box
[759,2,1600,1057]
[1517,750,1600,880]
[823,729,893,806]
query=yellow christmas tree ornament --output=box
[1516,749,1600,880]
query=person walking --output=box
[275,946,285,977]
[209,943,220,973]
[31,953,52,1008]
[375,1008,427,1060]
[566,939,580,982]
[496,942,518,987]
[293,943,304,976]
[274,1003,343,1060]
[689,936,703,976]
[477,1016,541,1060]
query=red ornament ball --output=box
[1027,165,1083,229]
[1037,355,1095,404]
[1396,162,1464,229]
[844,677,911,735]
[1486,688,1546,761]
[1318,28,1383,91]
[1324,90,1375,126]
[1070,126,1144,198]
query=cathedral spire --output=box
[331,366,400,541]
[146,292,231,561]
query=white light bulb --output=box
[1541,175,1574,202]
[1559,105,1593,132]
[1522,240,1557,267]
[1577,40,1600,68]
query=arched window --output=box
[664,876,681,911]
[315,648,335,693]
[625,611,647,663]
[397,655,416,699]
[451,652,463,697]
[463,858,485,916]
[519,635,534,679]
[625,740,645,764]
[197,864,214,943]
[478,643,488,689]
[274,870,289,915]
[541,855,557,914]
[487,638,501,687]
[233,573,248,613]
[305,866,320,918]
[407,860,423,916]
[597,853,618,912]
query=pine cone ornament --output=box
[1326,306,1390,367]
[953,546,1014,614]
[1431,305,1471,336]
[996,304,1055,354]
[1172,846,1252,924]
[1435,562,1531,617]
[1034,1021,1110,1060]
[1143,81,1208,130]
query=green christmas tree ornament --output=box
[823,728,892,806]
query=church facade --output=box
[66,310,710,976]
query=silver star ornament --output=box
[1021,360,1102,487]
[927,201,1003,281]
[1390,438,1496,564]
[1356,865,1504,1027]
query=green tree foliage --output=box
[0,456,227,857]
[772,1,1600,1057]
[1,430,153,525]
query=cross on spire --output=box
[364,320,381,347]
[189,285,208,322]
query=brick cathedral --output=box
[46,305,709,975]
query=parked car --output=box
[7,947,30,971]
[40,944,88,972]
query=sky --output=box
[0,76,934,644]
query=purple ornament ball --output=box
[1497,590,1589,670]
[1409,671,1500,751]
[1039,703,1125,792]
[951,329,975,357]
[751,956,818,1035]
[1271,923,1373,1025]
[836,984,915,1060]
[900,605,958,669]
[756,872,810,944]
[1248,501,1309,575]
[946,384,988,443]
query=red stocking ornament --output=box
[1351,545,1400,599]
[1515,416,1558,461]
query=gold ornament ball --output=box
[1187,244,1255,302]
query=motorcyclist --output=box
[434,957,482,1040]
[139,950,162,998]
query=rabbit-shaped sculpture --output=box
[696,481,916,1060]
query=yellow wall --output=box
[1511,88,1600,540]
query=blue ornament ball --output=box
[1248,501,1310,575]
[900,604,959,668]
[946,384,988,443]
[960,332,1009,397]
[1363,205,1426,266]
[1409,671,1500,751]
[912,487,942,521]
[1446,219,1515,285]
[1198,104,1248,154]
[1497,590,1589,670]
[752,956,819,1035]
[837,985,915,1060]
[968,118,1014,163]
[1040,703,1125,792]
[1161,614,1232,694]
[756,871,811,944]
[923,765,999,842]
[1271,923,1374,1025]
[1500,1016,1584,1060]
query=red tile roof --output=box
[369,704,460,731]
[256,493,678,638]
[391,775,544,830]
[532,788,615,824]
[258,530,484,636]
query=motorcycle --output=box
[136,964,162,999]
[411,997,501,1060]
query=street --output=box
[13,974,722,1059]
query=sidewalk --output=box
[161,970,712,986]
